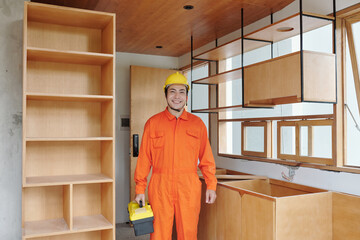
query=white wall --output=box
[0,0,25,239]
[115,52,178,223]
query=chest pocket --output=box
[151,131,164,148]
[186,129,200,151]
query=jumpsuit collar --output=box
[164,107,189,121]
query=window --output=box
[344,14,360,167]
[184,64,210,132]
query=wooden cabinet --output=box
[192,12,336,111]
[244,51,336,106]
[22,2,115,239]
[198,172,360,240]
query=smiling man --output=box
[134,72,217,240]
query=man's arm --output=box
[198,122,217,204]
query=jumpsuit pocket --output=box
[186,129,200,151]
[151,131,164,148]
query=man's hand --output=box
[135,194,145,207]
[205,189,216,204]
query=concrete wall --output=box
[115,52,178,223]
[0,0,25,239]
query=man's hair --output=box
[165,85,189,97]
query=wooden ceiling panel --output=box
[31,0,294,56]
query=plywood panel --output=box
[303,51,336,102]
[27,61,101,95]
[216,185,242,240]
[244,52,301,105]
[26,100,102,138]
[244,61,271,105]
[24,186,64,222]
[223,180,272,196]
[333,192,360,240]
[276,192,332,240]
[26,141,101,177]
[241,194,275,240]
[198,180,217,240]
[73,184,101,217]
[63,185,72,230]
[28,21,102,53]
[28,231,103,240]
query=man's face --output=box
[166,84,188,111]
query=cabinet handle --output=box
[133,134,139,157]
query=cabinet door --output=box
[241,194,275,240]
[244,52,301,105]
[333,192,360,240]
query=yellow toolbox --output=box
[128,201,154,236]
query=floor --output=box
[116,222,178,240]
[116,223,150,240]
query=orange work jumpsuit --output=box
[134,108,217,240]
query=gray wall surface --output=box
[0,0,25,239]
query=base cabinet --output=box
[198,176,360,240]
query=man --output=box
[134,72,217,240]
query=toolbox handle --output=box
[139,200,143,208]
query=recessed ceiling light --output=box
[276,27,294,32]
[183,5,194,10]
[156,46,163,49]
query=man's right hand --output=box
[135,194,145,207]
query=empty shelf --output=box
[73,215,112,231]
[24,218,69,238]
[27,47,113,65]
[26,174,113,187]
[26,137,113,142]
[26,93,113,102]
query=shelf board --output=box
[26,137,113,142]
[24,218,69,238]
[193,67,242,84]
[192,105,244,113]
[195,12,333,61]
[73,215,112,231]
[25,174,113,187]
[27,47,113,65]
[27,2,114,29]
[26,93,113,102]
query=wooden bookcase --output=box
[192,12,336,111]
[22,2,115,239]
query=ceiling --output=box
[32,0,294,57]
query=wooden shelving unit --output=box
[22,2,115,240]
[194,12,334,61]
[191,11,336,110]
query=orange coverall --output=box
[134,108,217,240]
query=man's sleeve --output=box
[134,120,152,195]
[198,122,217,191]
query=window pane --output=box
[312,126,332,159]
[345,21,360,167]
[300,126,309,156]
[219,122,241,155]
[244,126,264,152]
[280,126,296,155]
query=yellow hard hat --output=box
[163,72,190,91]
